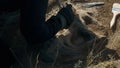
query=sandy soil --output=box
[45,0,120,68]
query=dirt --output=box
[46,0,120,68]
[76,0,120,67]
[87,0,120,52]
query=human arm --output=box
[20,0,74,44]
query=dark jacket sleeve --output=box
[0,0,20,12]
[20,0,63,44]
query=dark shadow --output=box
[89,37,120,65]
[0,39,15,68]
[57,15,120,67]
[82,15,94,25]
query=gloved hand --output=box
[57,3,75,28]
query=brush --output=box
[110,3,120,29]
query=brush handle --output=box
[110,13,117,28]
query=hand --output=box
[57,3,75,28]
